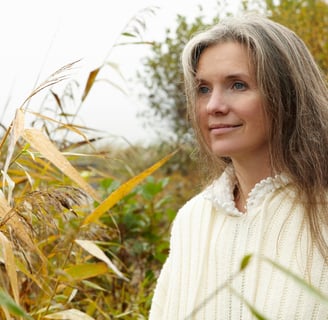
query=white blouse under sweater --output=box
[149,169,328,319]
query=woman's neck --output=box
[231,159,273,213]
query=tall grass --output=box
[0,74,176,319]
[0,7,186,319]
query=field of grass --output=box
[0,57,202,319]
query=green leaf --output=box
[81,280,107,291]
[121,32,137,38]
[240,254,253,271]
[60,262,109,281]
[75,240,128,281]
[0,289,32,319]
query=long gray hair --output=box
[182,14,328,258]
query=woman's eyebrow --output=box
[225,72,250,79]
[195,72,251,82]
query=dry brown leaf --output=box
[0,195,34,250]
[20,60,80,110]
[22,128,100,202]
[81,68,100,102]
[0,232,19,304]
[44,309,95,320]
[27,110,90,142]
[3,108,25,175]
[11,109,25,143]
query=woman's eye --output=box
[198,86,210,94]
[232,82,246,90]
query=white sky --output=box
[0,0,243,145]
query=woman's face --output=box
[196,41,270,164]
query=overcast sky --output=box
[0,0,243,145]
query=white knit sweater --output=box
[149,169,328,319]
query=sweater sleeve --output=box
[149,193,210,319]
[149,213,180,320]
[148,253,171,319]
[148,195,195,319]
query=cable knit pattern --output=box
[149,168,328,320]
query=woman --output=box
[149,14,328,319]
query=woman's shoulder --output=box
[174,168,234,220]
[178,189,212,214]
[171,189,213,225]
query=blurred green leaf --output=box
[240,254,253,271]
[75,239,128,281]
[121,32,137,37]
[0,289,32,319]
[61,262,109,281]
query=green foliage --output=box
[100,175,174,265]
[250,0,328,74]
[0,289,33,320]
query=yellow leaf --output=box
[0,232,19,304]
[22,128,100,202]
[81,68,100,102]
[60,262,108,281]
[82,150,177,226]
[75,239,128,281]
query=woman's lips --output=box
[209,124,242,135]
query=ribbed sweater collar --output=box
[203,166,289,217]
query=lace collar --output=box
[203,166,289,217]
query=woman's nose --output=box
[206,89,229,115]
